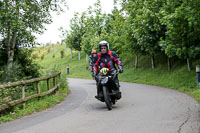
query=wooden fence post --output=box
[36,81,40,100]
[36,81,40,94]
[53,77,56,87]
[58,73,61,79]
[53,77,58,93]
[47,79,50,90]
[58,74,61,91]
[22,85,25,109]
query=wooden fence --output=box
[0,72,61,112]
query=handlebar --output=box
[95,69,120,80]
[112,70,120,80]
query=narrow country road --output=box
[0,78,200,133]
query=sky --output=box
[36,0,114,44]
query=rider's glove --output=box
[118,65,123,73]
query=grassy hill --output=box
[33,44,91,79]
[35,44,200,103]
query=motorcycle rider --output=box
[94,40,123,99]
[89,50,97,78]
[89,50,97,71]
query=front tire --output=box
[111,98,116,105]
[103,86,112,110]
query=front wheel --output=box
[102,86,112,110]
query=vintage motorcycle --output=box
[95,68,121,110]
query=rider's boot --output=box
[114,81,122,100]
[95,91,104,102]
[95,81,104,101]
[95,92,103,99]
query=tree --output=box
[65,0,105,60]
[133,0,166,69]
[68,12,86,60]
[65,32,74,59]
[0,0,66,68]
[159,0,200,71]
[82,33,93,56]
[107,9,126,54]
[121,1,144,69]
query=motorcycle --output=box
[95,68,120,110]
[91,66,97,80]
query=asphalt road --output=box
[0,78,200,133]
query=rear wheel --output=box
[102,86,112,110]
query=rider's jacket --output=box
[89,55,97,66]
[94,50,123,73]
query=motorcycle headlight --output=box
[101,77,108,85]
[103,77,108,82]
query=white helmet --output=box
[99,40,109,50]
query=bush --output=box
[60,50,64,58]
[0,47,40,83]
[15,48,40,78]
[0,62,24,83]
[41,54,44,60]
[52,54,55,58]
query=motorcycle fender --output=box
[101,77,108,85]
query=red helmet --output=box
[91,50,97,54]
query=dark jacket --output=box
[94,50,123,73]
[89,55,97,66]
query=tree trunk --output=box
[7,28,11,67]
[65,47,67,53]
[168,58,171,71]
[86,54,88,62]
[187,58,192,72]
[151,54,155,69]
[78,51,80,61]
[7,32,17,69]
[135,53,138,70]
[70,48,73,59]
[7,2,19,69]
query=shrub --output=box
[41,54,44,60]
[60,50,64,58]
[0,48,41,83]
[0,62,24,83]
[15,48,40,78]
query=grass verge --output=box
[119,65,200,102]
[0,74,69,124]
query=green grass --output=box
[35,44,92,79]
[119,64,200,102]
[36,44,200,103]
[118,52,200,102]
[0,86,69,124]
